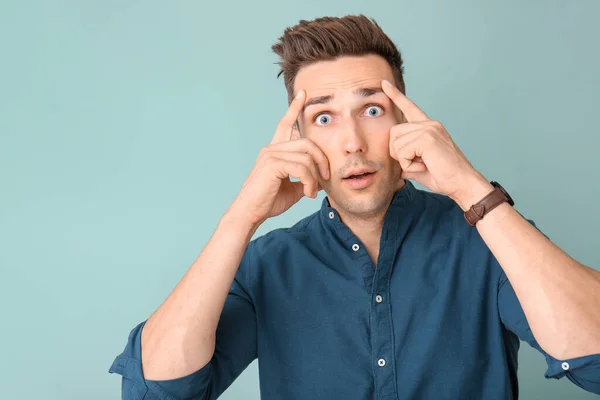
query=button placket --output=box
[369,216,399,398]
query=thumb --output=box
[401,170,417,180]
[289,180,307,201]
[401,170,428,186]
[401,159,427,173]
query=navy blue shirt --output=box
[110,181,600,399]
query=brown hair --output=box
[271,14,406,103]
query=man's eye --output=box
[365,105,383,117]
[314,113,332,126]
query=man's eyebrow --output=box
[303,95,333,111]
[354,87,384,97]
[301,87,385,112]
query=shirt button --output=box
[352,243,360,251]
[375,295,383,303]
[328,211,334,219]
[378,358,386,367]
[561,362,570,371]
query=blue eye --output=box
[365,105,383,117]
[314,113,332,126]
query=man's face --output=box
[294,54,404,218]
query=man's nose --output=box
[343,119,368,154]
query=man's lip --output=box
[342,169,376,179]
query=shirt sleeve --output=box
[108,241,258,400]
[496,220,600,395]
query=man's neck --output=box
[340,211,386,265]
[333,180,406,266]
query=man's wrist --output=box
[452,173,495,212]
[222,204,263,237]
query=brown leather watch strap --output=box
[464,187,508,226]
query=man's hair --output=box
[271,14,405,103]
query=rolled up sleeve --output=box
[109,243,259,400]
[498,267,600,395]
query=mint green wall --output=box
[1,1,598,399]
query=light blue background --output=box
[1,1,598,399]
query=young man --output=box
[109,15,600,399]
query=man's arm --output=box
[110,90,330,397]
[140,210,258,379]
[109,217,260,400]
[454,177,600,361]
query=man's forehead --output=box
[298,79,385,96]
[293,54,394,97]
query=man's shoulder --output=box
[248,208,322,258]
[418,188,460,212]
[417,188,466,227]
[416,188,491,243]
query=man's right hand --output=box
[230,90,330,227]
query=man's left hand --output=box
[382,79,493,210]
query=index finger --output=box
[381,80,430,123]
[271,90,306,144]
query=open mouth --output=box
[345,172,374,180]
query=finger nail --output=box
[295,90,305,99]
[382,80,393,88]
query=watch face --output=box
[491,181,514,206]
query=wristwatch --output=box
[464,181,514,226]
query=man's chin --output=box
[324,184,394,217]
